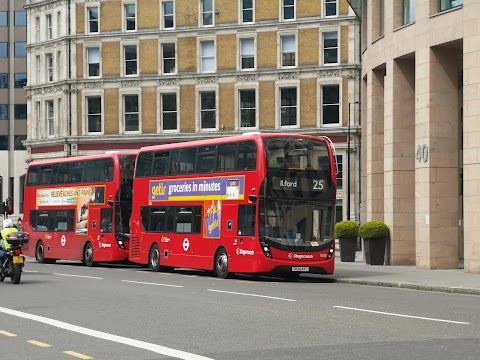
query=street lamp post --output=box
[347,101,360,221]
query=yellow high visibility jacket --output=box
[1,227,17,250]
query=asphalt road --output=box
[0,259,479,360]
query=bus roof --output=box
[27,151,137,167]
[138,133,328,153]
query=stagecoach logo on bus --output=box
[149,177,245,202]
[288,253,314,260]
[236,248,254,256]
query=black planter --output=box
[364,237,386,265]
[339,237,357,262]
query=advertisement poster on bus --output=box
[204,200,221,239]
[149,176,244,202]
[36,186,105,234]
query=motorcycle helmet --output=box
[2,218,13,229]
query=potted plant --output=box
[335,220,359,262]
[359,220,389,265]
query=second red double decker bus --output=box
[129,132,337,279]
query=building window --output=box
[0,136,8,150]
[282,0,295,20]
[323,32,338,64]
[161,93,177,131]
[46,101,54,136]
[0,73,8,88]
[239,89,256,128]
[14,135,27,151]
[36,55,41,84]
[15,42,26,58]
[14,73,27,88]
[321,84,340,125]
[35,102,41,136]
[162,43,176,74]
[87,96,102,133]
[88,6,99,33]
[57,51,62,80]
[0,43,7,57]
[36,17,40,42]
[124,45,138,76]
[200,40,215,73]
[379,0,385,36]
[281,35,296,67]
[57,11,62,37]
[439,0,463,11]
[240,38,255,70]
[124,94,139,132]
[14,11,27,26]
[200,91,216,129]
[201,0,214,26]
[47,14,52,40]
[241,0,254,23]
[0,104,7,120]
[58,98,62,127]
[162,1,174,29]
[325,0,337,16]
[87,47,100,77]
[280,87,297,126]
[46,53,53,82]
[0,12,7,27]
[124,3,136,31]
[335,155,343,188]
[403,0,416,24]
[15,104,27,120]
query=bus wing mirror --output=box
[248,195,257,202]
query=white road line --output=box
[122,280,183,288]
[208,289,296,302]
[0,306,215,360]
[23,270,39,273]
[334,306,471,325]
[53,273,103,280]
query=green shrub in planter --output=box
[335,220,359,262]
[359,220,389,265]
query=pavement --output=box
[329,250,480,296]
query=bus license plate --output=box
[13,256,23,264]
[292,267,309,272]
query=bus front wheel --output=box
[83,242,96,267]
[214,248,229,279]
[149,244,161,272]
[36,241,46,263]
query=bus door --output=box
[229,204,257,267]
[173,206,203,268]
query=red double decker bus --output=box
[129,133,337,279]
[22,152,136,266]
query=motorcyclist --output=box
[0,219,17,266]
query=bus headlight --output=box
[260,238,272,258]
[327,243,335,259]
[117,240,125,250]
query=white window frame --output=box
[35,17,40,42]
[159,40,177,75]
[278,32,297,68]
[86,46,101,78]
[280,0,295,21]
[157,88,180,133]
[198,38,216,73]
[161,0,175,29]
[239,0,255,24]
[86,5,100,34]
[321,29,339,66]
[324,0,338,17]
[196,85,219,132]
[275,81,300,129]
[317,79,342,127]
[84,92,104,135]
[235,85,259,130]
[35,55,41,84]
[200,0,214,27]
[122,42,138,76]
[238,35,256,71]
[46,14,52,40]
[123,2,137,32]
[46,53,53,82]
[120,90,141,134]
[46,99,55,137]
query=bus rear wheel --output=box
[149,244,161,272]
[214,248,229,279]
[36,241,46,263]
[83,242,96,267]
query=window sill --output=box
[393,21,415,33]
[430,4,463,18]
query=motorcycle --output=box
[0,231,29,284]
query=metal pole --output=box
[347,103,351,221]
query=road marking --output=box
[27,340,51,347]
[63,351,92,359]
[334,306,471,325]
[207,289,296,302]
[0,330,16,337]
[53,273,103,280]
[0,306,214,360]
[23,270,39,273]
[121,280,183,288]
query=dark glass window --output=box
[88,7,99,33]
[0,73,8,88]
[242,0,253,22]
[124,94,139,131]
[30,210,75,232]
[14,73,27,88]
[136,152,154,177]
[217,143,236,172]
[440,0,463,11]
[100,208,113,233]
[0,43,7,57]
[163,1,174,28]
[237,141,257,170]
[200,91,216,129]
[196,146,217,173]
[325,0,337,16]
[280,87,297,126]
[171,147,196,174]
[124,45,138,75]
[162,43,176,74]
[322,85,340,125]
[0,12,7,27]
[0,136,7,150]
[14,104,27,119]
[125,4,136,30]
[14,11,27,26]
[14,135,27,150]
[87,96,102,133]
[283,0,295,19]
[239,89,256,128]
[0,104,7,120]
[152,151,170,176]
[238,205,256,236]
[14,42,26,58]
[161,93,177,130]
